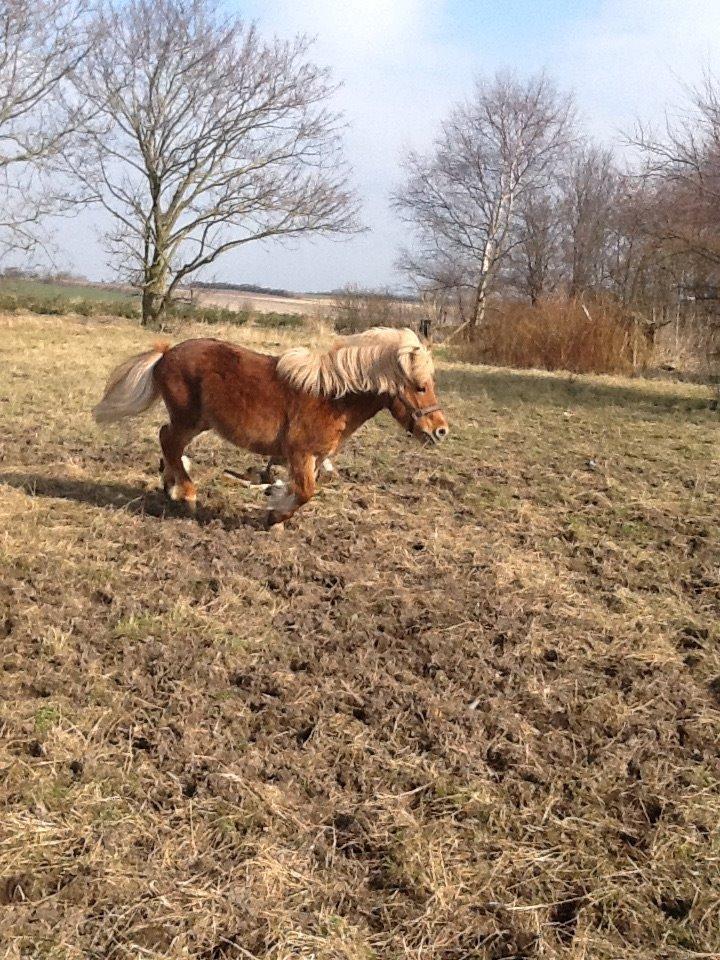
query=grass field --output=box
[0,277,138,305]
[1,313,719,960]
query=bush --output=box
[105,300,141,319]
[253,311,305,330]
[452,297,651,375]
[166,302,249,325]
[332,285,418,334]
[0,293,18,312]
[26,296,69,316]
[73,298,140,318]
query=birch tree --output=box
[394,72,574,329]
[67,0,358,325]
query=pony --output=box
[93,327,449,526]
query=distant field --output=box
[2,311,719,959]
[0,277,138,305]
[0,277,332,317]
[193,286,333,317]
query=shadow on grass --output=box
[0,470,267,530]
[439,364,715,413]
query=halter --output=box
[408,402,443,422]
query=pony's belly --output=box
[211,417,283,458]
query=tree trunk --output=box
[141,288,165,327]
[470,239,495,331]
[141,254,168,327]
[471,274,489,330]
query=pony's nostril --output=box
[435,426,448,441]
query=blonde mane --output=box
[276,327,434,398]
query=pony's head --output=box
[389,341,448,445]
[276,327,449,445]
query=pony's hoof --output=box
[265,507,286,529]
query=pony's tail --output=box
[92,341,170,424]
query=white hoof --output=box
[321,458,334,473]
[181,455,191,473]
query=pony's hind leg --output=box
[260,457,281,485]
[159,423,201,509]
[266,452,316,526]
[317,457,334,480]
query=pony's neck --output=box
[338,392,388,435]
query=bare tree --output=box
[632,73,720,267]
[0,0,88,258]
[66,0,359,325]
[394,72,574,330]
[514,191,562,304]
[559,144,619,296]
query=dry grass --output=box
[1,313,720,960]
[454,299,652,375]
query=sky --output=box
[54,0,720,293]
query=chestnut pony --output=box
[93,327,449,526]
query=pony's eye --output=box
[416,385,427,394]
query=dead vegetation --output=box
[1,314,719,959]
[453,298,654,375]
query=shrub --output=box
[253,311,305,330]
[452,297,651,375]
[104,300,141,319]
[166,302,249,325]
[26,296,69,316]
[0,293,18,312]
[332,285,418,334]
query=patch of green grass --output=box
[34,705,61,733]
[0,277,134,303]
[0,278,141,318]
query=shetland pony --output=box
[93,327,449,526]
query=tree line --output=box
[3,0,720,343]
[394,71,720,356]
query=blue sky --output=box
[58,0,720,292]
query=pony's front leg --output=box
[266,453,316,526]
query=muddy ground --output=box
[1,314,719,959]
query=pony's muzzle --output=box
[420,424,449,445]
